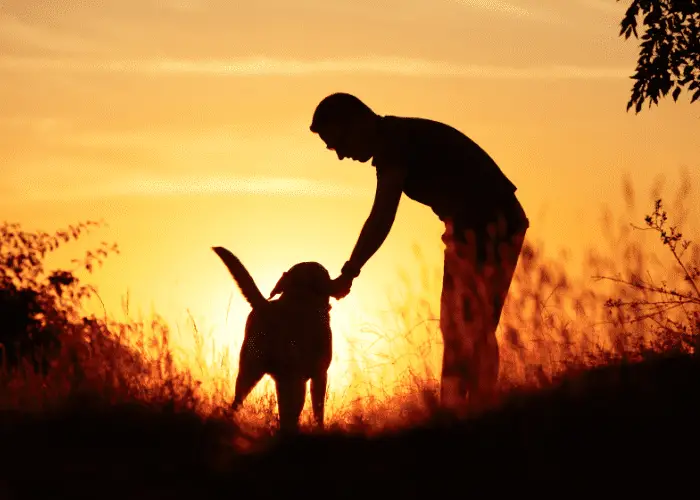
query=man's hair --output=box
[310,93,375,133]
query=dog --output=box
[212,246,334,432]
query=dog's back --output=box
[249,296,332,379]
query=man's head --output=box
[310,93,379,163]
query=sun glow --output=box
[194,275,441,410]
[109,250,446,421]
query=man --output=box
[311,92,529,411]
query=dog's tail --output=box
[212,246,267,309]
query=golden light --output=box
[112,240,443,422]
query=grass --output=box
[0,175,699,496]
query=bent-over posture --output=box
[314,93,529,411]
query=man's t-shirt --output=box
[371,115,526,235]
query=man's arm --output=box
[341,165,406,279]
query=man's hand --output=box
[329,274,354,299]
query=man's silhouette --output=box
[312,93,529,411]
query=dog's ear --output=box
[269,272,290,299]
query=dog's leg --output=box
[231,368,265,411]
[274,376,307,434]
[310,372,328,429]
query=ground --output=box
[0,350,697,498]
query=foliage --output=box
[618,0,700,112]
[0,220,119,373]
[596,198,700,352]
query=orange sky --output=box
[1,0,699,402]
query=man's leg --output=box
[440,217,528,412]
[440,263,469,410]
[439,223,482,410]
[466,221,528,411]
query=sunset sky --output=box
[1,0,698,396]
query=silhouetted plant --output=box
[618,0,700,112]
[0,220,119,373]
[595,198,700,354]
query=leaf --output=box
[692,88,700,103]
[672,86,682,101]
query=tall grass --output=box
[0,173,698,437]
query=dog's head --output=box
[269,262,333,301]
